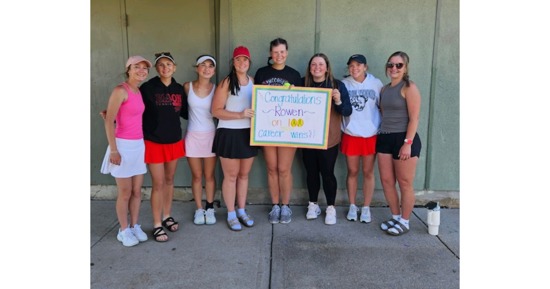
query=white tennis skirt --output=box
[100,138,147,178]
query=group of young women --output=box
[102,52,220,245]
[100,37,422,246]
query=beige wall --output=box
[91,0,459,205]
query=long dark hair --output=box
[224,58,252,96]
[385,51,411,87]
[304,53,336,89]
[266,37,289,66]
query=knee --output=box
[192,175,202,183]
[380,177,395,187]
[118,188,132,201]
[347,168,359,177]
[363,169,374,180]
[204,174,215,183]
[397,178,414,190]
[224,174,238,183]
[267,166,278,175]
[238,174,249,181]
[277,167,290,177]
[164,175,175,186]
[152,177,165,189]
[131,188,142,198]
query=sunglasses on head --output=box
[155,52,172,58]
[386,62,404,69]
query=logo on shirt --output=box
[155,93,182,112]
[349,89,376,112]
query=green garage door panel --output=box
[125,0,216,86]
[91,0,130,185]
[125,0,216,187]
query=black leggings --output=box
[301,145,339,206]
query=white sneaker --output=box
[346,204,358,221]
[130,224,148,242]
[360,206,372,223]
[205,208,216,225]
[194,208,206,225]
[306,202,321,220]
[325,205,337,225]
[117,227,139,247]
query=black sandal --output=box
[380,218,400,231]
[386,221,410,236]
[162,216,179,232]
[152,227,168,242]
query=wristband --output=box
[404,139,413,145]
[110,150,118,154]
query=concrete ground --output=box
[91,200,459,289]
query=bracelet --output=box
[110,150,118,154]
[335,100,342,105]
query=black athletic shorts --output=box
[376,132,421,160]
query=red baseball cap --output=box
[233,46,250,59]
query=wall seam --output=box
[314,0,320,53]
[121,0,129,65]
[424,0,441,190]
[214,0,220,84]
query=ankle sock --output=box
[381,215,402,230]
[206,201,214,210]
[227,211,237,220]
[387,217,410,235]
[237,208,246,217]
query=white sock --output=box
[399,218,409,229]
[381,215,401,230]
[237,208,246,216]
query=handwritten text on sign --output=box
[250,85,332,149]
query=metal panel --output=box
[91,0,216,186]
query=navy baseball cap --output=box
[347,54,367,65]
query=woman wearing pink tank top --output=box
[101,55,152,247]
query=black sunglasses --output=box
[155,52,172,58]
[386,62,404,69]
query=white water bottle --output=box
[427,202,440,236]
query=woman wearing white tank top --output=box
[183,55,218,226]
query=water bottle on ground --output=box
[425,201,440,236]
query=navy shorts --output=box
[376,132,421,160]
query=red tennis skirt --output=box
[340,133,377,156]
[144,139,185,164]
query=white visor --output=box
[196,55,216,67]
